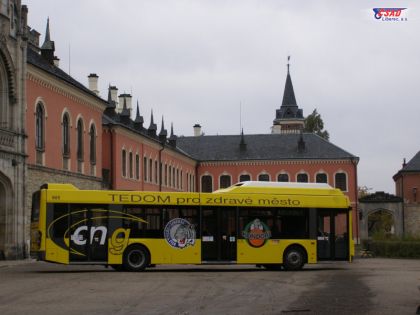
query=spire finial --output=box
[45,17,50,41]
[287,55,290,74]
[161,115,165,131]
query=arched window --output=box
[62,113,70,156]
[201,175,213,192]
[76,119,84,161]
[258,174,270,181]
[154,160,158,184]
[239,174,251,182]
[121,149,127,177]
[335,172,347,191]
[35,103,45,150]
[143,156,147,181]
[135,154,140,180]
[89,124,96,165]
[220,175,231,188]
[76,119,84,173]
[168,165,172,187]
[129,152,133,178]
[172,167,176,187]
[297,173,308,183]
[316,173,328,183]
[149,158,153,182]
[278,173,289,182]
[0,60,9,129]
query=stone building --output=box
[0,0,27,259]
[359,192,403,239]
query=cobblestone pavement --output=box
[0,258,419,315]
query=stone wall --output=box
[25,164,102,255]
[404,204,420,236]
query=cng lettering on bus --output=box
[71,225,108,245]
[70,225,131,254]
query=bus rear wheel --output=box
[123,245,150,272]
[283,247,305,271]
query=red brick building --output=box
[393,151,420,235]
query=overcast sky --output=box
[23,0,420,194]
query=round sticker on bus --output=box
[242,219,271,248]
[164,218,196,249]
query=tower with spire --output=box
[40,18,56,65]
[272,56,305,134]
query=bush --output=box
[361,238,420,258]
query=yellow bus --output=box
[30,181,354,271]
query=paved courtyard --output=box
[0,258,419,315]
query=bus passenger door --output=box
[220,208,237,261]
[317,210,349,260]
[69,206,108,263]
[201,208,237,262]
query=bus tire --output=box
[283,246,305,271]
[123,245,150,272]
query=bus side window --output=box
[124,206,144,238]
[144,207,162,238]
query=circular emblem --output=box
[164,218,196,249]
[242,218,271,248]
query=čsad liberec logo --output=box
[164,218,196,249]
[242,219,271,248]
[373,8,407,21]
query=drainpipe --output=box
[401,173,405,235]
[110,128,114,190]
[350,157,359,244]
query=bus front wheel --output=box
[283,247,305,271]
[123,245,150,272]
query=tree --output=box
[304,109,330,140]
[358,185,372,198]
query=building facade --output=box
[0,0,28,259]
[1,6,361,258]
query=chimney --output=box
[125,94,132,114]
[193,124,201,137]
[110,86,118,108]
[403,158,407,168]
[118,94,132,114]
[88,73,99,95]
[53,56,60,67]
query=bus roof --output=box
[214,181,342,196]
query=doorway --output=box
[69,205,108,263]
[201,208,237,262]
[317,210,349,260]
